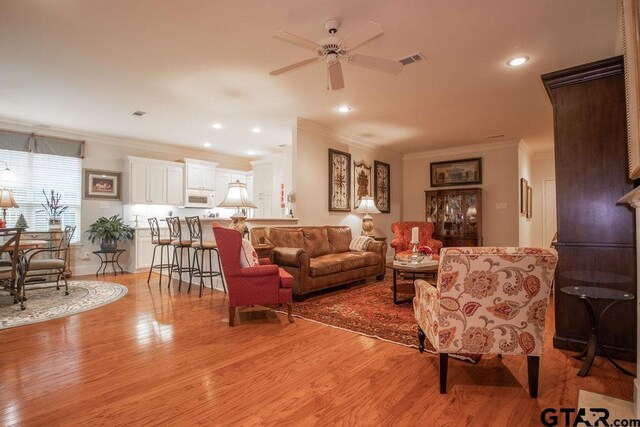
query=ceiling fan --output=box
[269,20,403,90]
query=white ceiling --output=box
[0,0,620,157]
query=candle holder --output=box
[410,240,420,264]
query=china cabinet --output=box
[424,188,482,247]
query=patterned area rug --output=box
[0,280,128,329]
[277,278,480,363]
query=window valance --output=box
[0,129,85,158]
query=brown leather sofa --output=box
[250,226,387,300]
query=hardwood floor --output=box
[0,273,635,426]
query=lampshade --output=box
[217,180,257,209]
[0,188,19,209]
[353,196,381,215]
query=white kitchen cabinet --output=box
[124,156,184,205]
[184,159,217,190]
[135,231,154,270]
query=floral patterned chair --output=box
[390,221,443,259]
[413,247,558,398]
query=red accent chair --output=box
[213,226,294,327]
[390,221,443,259]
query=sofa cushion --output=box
[326,226,352,254]
[339,252,368,271]
[239,239,259,268]
[269,228,304,248]
[308,254,343,277]
[302,227,331,258]
[361,251,381,267]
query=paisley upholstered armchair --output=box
[413,247,558,398]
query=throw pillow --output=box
[349,235,373,252]
[240,238,259,268]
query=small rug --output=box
[0,280,128,329]
[276,278,480,363]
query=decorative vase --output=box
[100,240,117,252]
[49,218,62,230]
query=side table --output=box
[560,279,635,377]
[93,249,126,276]
[254,244,275,263]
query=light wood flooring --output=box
[0,273,635,426]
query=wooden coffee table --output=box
[386,261,438,304]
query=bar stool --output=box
[146,218,172,288]
[166,216,195,291]
[185,216,227,297]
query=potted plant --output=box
[38,189,68,230]
[86,215,134,252]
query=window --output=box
[0,149,81,242]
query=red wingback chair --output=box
[213,226,294,326]
[390,221,443,259]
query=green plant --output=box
[86,215,134,245]
[37,189,68,220]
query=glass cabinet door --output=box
[426,193,438,224]
[439,192,464,236]
[464,191,479,237]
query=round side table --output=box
[93,249,126,276]
[560,280,634,377]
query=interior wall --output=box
[518,144,533,246]
[530,152,556,247]
[293,119,403,255]
[0,119,250,276]
[402,141,520,247]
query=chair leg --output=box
[439,353,449,394]
[198,249,207,298]
[177,247,185,291]
[188,248,197,294]
[158,244,164,288]
[147,244,158,283]
[228,306,236,327]
[286,302,294,323]
[62,273,69,296]
[215,249,227,293]
[208,249,215,292]
[168,246,177,290]
[527,355,540,398]
[417,326,426,353]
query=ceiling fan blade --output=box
[328,61,344,90]
[270,57,320,76]
[340,21,384,51]
[348,53,403,74]
[273,31,321,52]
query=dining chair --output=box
[185,216,226,297]
[166,217,195,291]
[0,228,23,307]
[147,217,172,288]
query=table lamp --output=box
[353,196,381,236]
[0,161,17,183]
[217,180,257,234]
[0,188,19,223]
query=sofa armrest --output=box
[390,238,406,252]
[258,257,271,265]
[426,238,444,253]
[273,247,309,268]
[366,240,384,254]
[240,265,279,277]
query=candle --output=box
[411,226,419,243]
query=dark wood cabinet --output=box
[542,56,636,361]
[425,188,482,247]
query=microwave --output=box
[184,189,215,208]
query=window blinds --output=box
[0,129,85,158]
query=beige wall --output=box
[530,152,556,247]
[293,120,403,254]
[402,141,520,247]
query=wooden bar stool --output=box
[166,216,195,291]
[146,218,172,288]
[185,216,226,297]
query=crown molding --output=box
[402,139,520,161]
[296,118,403,160]
[0,117,250,169]
[531,150,555,160]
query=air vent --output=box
[132,110,147,116]
[398,52,425,66]
[486,134,505,139]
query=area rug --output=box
[276,279,480,363]
[0,280,128,329]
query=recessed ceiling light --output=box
[336,105,352,113]
[247,150,256,155]
[507,56,529,67]
[203,142,212,148]
[211,122,223,129]
[252,127,262,134]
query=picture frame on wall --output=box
[527,185,533,219]
[430,157,482,187]
[353,160,372,208]
[328,149,351,212]
[374,160,391,213]
[520,178,528,215]
[83,169,122,200]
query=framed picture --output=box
[374,160,391,213]
[353,160,372,207]
[328,149,351,212]
[430,157,482,187]
[623,0,640,179]
[526,185,533,219]
[520,178,528,215]
[83,169,122,200]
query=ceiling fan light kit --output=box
[270,20,404,90]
